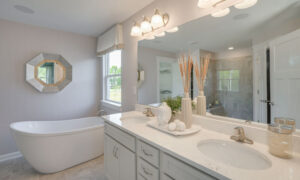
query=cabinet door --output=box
[104,135,120,180]
[118,144,136,180]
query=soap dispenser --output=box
[157,102,172,126]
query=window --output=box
[218,70,240,92]
[103,50,122,104]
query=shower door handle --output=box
[260,100,274,106]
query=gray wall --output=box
[137,47,176,105]
[206,56,253,120]
[0,19,101,155]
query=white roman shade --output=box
[97,24,124,57]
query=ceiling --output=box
[0,0,154,37]
[139,0,300,54]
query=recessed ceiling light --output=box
[228,46,234,50]
[14,5,35,14]
[166,27,178,33]
[235,0,258,9]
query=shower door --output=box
[156,57,183,102]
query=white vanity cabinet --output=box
[104,124,136,180]
[104,121,219,180]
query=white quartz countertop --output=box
[102,111,300,180]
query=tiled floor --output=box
[0,155,106,180]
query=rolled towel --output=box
[176,121,186,131]
[168,122,176,131]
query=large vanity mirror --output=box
[137,0,300,127]
[26,53,72,93]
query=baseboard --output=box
[0,151,22,162]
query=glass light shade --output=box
[198,0,215,8]
[166,27,178,33]
[130,24,142,37]
[141,17,152,33]
[211,8,230,17]
[151,10,164,29]
[156,32,165,37]
[145,36,155,40]
[234,0,258,9]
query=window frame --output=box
[102,50,122,106]
[217,70,240,92]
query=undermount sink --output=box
[197,139,272,170]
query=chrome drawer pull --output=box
[115,147,119,159]
[142,148,153,157]
[142,166,153,176]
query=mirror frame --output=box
[26,53,72,93]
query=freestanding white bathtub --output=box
[10,117,104,173]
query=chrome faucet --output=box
[143,107,155,117]
[230,127,253,144]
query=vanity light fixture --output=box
[130,22,142,37]
[198,0,258,18]
[141,16,152,33]
[151,9,164,29]
[166,26,179,33]
[198,0,219,8]
[234,0,258,9]
[211,8,230,17]
[130,9,169,37]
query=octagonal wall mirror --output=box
[26,53,72,93]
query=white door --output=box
[104,135,119,180]
[270,29,300,128]
[253,44,268,123]
[156,57,179,102]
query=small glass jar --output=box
[268,124,293,158]
[274,117,296,131]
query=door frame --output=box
[156,56,177,102]
[269,28,300,124]
[253,42,268,123]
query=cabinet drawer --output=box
[138,158,159,180]
[161,153,216,180]
[137,140,159,167]
[105,122,135,152]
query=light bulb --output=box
[130,23,141,37]
[234,0,258,9]
[141,17,152,33]
[151,9,164,29]
[198,0,219,9]
[156,32,165,37]
[145,36,155,40]
[211,8,230,17]
[166,27,178,33]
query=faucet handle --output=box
[143,107,155,117]
[234,126,245,136]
